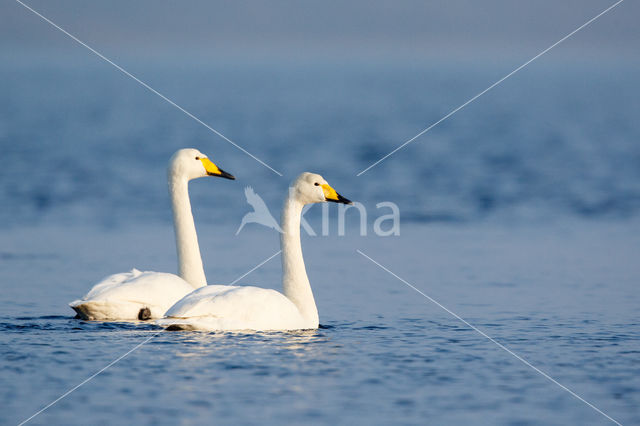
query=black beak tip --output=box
[337,194,353,205]
[211,169,235,180]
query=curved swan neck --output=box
[168,173,207,289]
[281,195,319,327]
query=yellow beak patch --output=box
[321,183,352,204]
[200,157,235,180]
[321,184,340,202]
[200,157,222,175]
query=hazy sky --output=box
[2,0,638,60]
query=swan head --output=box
[168,148,235,181]
[291,172,352,205]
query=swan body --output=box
[70,148,235,321]
[70,269,198,320]
[158,172,352,331]
[161,285,308,330]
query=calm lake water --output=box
[1,57,639,425]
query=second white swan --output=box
[70,148,234,321]
[158,172,352,331]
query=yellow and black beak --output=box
[321,183,352,205]
[200,158,235,180]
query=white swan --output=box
[69,148,235,321]
[158,172,352,331]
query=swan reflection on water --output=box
[166,327,330,360]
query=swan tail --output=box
[69,301,105,321]
[69,300,152,321]
[70,302,92,320]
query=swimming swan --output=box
[158,172,352,331]
[69,148,235,321]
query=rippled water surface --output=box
[1,57,639,425]
[1,222,639,425]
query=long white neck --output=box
[168,175,207,289]
[280,195,319,327]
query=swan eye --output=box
[195,156,200,160]
[314,182,319,186]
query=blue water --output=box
[2,58,640,227]
[1,56,639,425]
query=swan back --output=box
[70,270,197,320]
[162,285,308,331]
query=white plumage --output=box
[160,285,306,331]
[70,269,197,320]
[158,172,352,331]
[69,148,234,321]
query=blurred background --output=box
[1,0,639,228]
[2,3,640,425]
